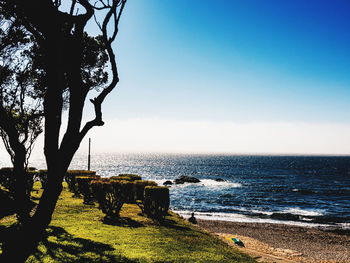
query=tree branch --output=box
[79,0,126,139]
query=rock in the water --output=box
[215,178,225,182]
[271,213,300,221]
[163,180,173,185]
[174,176,201,184]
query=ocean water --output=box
[32,153,350,229]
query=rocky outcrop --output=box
[174,176,201,184]
[271,213,300,221]
[163,180,173,185]
[215,178,225,182]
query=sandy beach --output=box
[196,219,350,263]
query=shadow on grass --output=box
[37,226,138,263]
[0,189,15,219]
[0,224,12,241]
[102,216,144,228]
[155,218,193,232]
[0,225,138,263]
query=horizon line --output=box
[69,150,350,157]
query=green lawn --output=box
[1,183,256,263]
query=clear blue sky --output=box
[94,0,350,124]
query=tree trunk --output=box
[0,1,125,261]
[13,145,31,224]
[0,141,81,260]
[0,168,66,262]
[31,166,65,228]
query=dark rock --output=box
[163,180,173,185]
[215,178,225,182]
[271,212,300,221]
[174,176,201,184]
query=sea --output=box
[29,153,350,230]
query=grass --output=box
[1,183,256,263]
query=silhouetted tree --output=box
[0,0,127,261]
[0,9,44,223]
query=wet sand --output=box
[196,219,350,263]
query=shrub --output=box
[109,176,133,182]
[132,180,157,201]
[91,178,169,221]
[91,179,134,219]
[0,167,37,195]
[132,180,158,214]
[65,170,96,196]
[144,186,170,220]
[25,170,37,195]
[118,174,142,181]
[0,168,14,191]
[76,175,101,204]
[37,170,48,189]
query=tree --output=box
[0,10,44,223]
[0,0,128,261]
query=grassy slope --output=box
[1,183,256,263]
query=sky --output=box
[106,0,350,122]
[78,0,350,155]
[4,0,350,161]
[84,0,350,155]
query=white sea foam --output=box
[175,210,348,229]
[338,223,350,229]
[154,179,242,189]
[153,179,169,186]
[280,208,324,217]
[199,179,242,188]
[250,209,273,216]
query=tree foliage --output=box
[0,0,128,261]
[0,10,44,167]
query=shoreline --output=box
[195,219,350,263]
[175,210,350,231]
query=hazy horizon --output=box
[0,117,348,165]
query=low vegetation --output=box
[0,173,256,263]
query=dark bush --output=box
[37,170,48,189]
[0,167,37,195]
[131,180,158,214]
[65,170,96,196]
[118,174,142,181]
[0,167,14,191]
[67,170,97,175]
[132,180,157,201]
[90,177,168,221]
[25,170,37,195]
[109,176,133,182]
[76,175,101,204]
[91,179,134,219]
[144,186,170,220]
